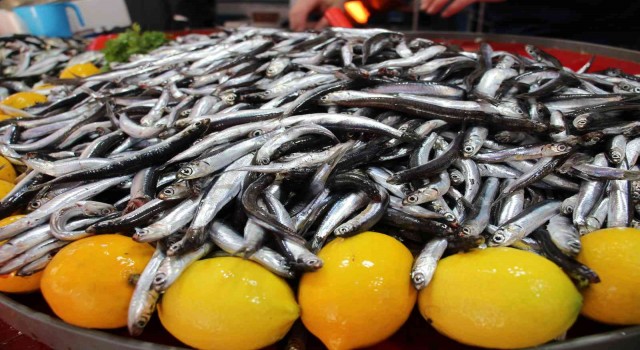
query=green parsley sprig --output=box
[102,24,167,67]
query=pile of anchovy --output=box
[0,34,98,96]
[0,27,639,337]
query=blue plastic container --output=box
[14,2,84,38]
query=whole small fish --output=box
[411,238,447,290]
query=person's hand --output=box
[289,0,331,31]
[421,0,505,18]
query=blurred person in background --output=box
[289,0,639,49]
[126,0,215,30]
[174,0,216,28]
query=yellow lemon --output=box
[0,270,43,293]
[0,114,14,122]
[298,231,416,350]
[577,227,640,325]
[59,63,100,79]
[0,215,25,226]
[41,234,154,329]
[0,215,42,293]
[1,92,46,109]
[33,83,56,90]
[159,257,299,350]
[0,180,15,200]
[0,156,16,183]
[418,247,582,349]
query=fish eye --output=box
[461,227,471,235]
[412,273,425,284]
[101,208,112,215]
[336,226,350,234]
[621,84,630,90]
[308,258,322,267]
[30,200,41,209]
[180,167,193,176]
[515,107,524,115]
[635,87,640,93]
[557,144,567,151]
[407,195,418,203]
[492,233,505,243]
[163,188,174,195]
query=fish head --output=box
[27,199,43,212]
[629,182,640,198]
[462,139,481,157]
[495,100,529,119]
[177,164,197,179]
[266,66,279,78]
[334,223,353,236]
[609,149,623,164]
[548,143,571,155]
[132,227,150,241]
[460,224,479,237]
[535,102,550,119]
[83,202,117,216]
[221,92,237,105]
[567,239,582,255]
[256,155,271,165]
[248,128,264,138]
[443,212,457,222]
[411,271,427,290]
[128,290,160,336]
[402,188,437,206]
[524,45,539,58]
[158,181,192,200]
[488,223,523,246]
[133,225,167,242]
[494,131,523,144]
[573,114,590,130]
[299,256,323,271]
[449,169,464,185]
[496,55,516,69]
[388,32,404,43]
[580,132,604,146]
[152,270,168,290]
[317,91,353,105]
[614,82,634,93]
[158,185,177,199]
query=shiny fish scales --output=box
[0,28,638,296]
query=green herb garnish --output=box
[102,23,167,67]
